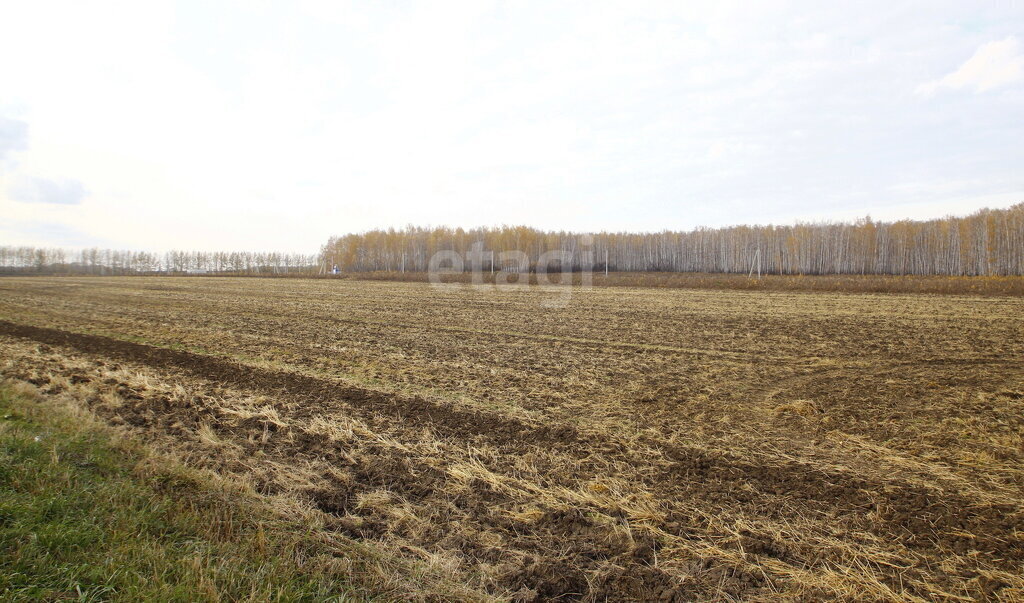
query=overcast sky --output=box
[1,1,1022,253]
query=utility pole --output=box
[748,248,762,279]
[490,250,494,275]
[604,249,609,277]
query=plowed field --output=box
[1,276,1022,601]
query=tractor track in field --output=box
[3,317,1023,594]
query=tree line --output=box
[322,203,1024,276]
[0,248,319,275]
[3,203,1022,277]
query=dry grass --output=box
[0,379,490,602]
[327,270,1024,296]
[0,276,1022,600]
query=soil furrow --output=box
[3,319,1021,580]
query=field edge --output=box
[0,379,493,602]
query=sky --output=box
[1,1,1022,253]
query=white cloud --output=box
[0,2,1022,251]
[7,175,87,205]
[0,116,28,162]
[917,37,1024,96]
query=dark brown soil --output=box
[2,318,1023,601]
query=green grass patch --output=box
[0,385,363,602]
